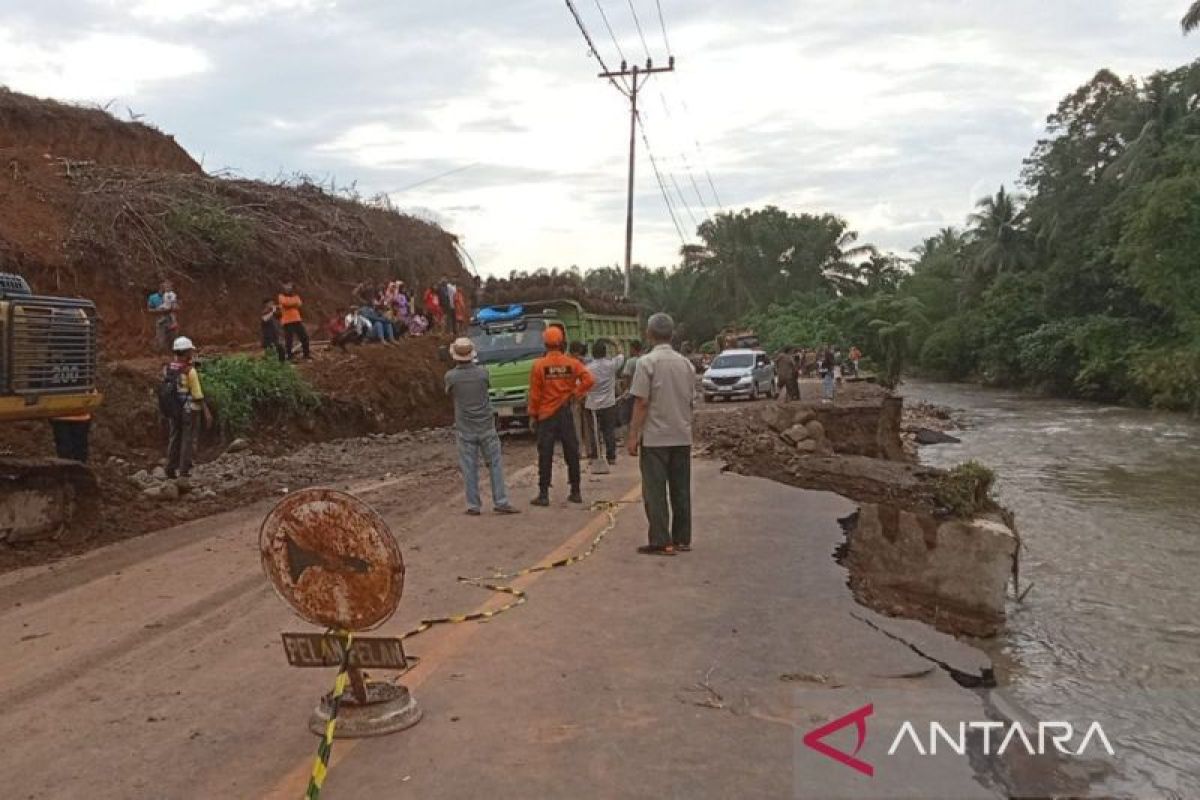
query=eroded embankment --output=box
[698,392,1019,638]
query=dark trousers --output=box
[264,340,286,362]
[784,376,800,401]
[536,404,581,494]
[51,420,90,463]
[333,329,363,351]
[640,445,692,548]
[587,406,618,461]
[166,411,198,477]
[284,321,311,359]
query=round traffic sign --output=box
[260,488,404,631]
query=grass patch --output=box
[199,355,320,437]
[932,460,998,518]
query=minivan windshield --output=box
[711,353,755,370]
[470,320,550,366]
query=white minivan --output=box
[702,348,776,402]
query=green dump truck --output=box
[468,299,641,430]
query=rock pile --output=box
[762,405,835,456]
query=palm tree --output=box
[966,186,1032,276]
[1184,1,1200,33]
[819,229,879,295]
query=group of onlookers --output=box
[773,344,862,402]
[325,276,469,351]
[445,315,694,557]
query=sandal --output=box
[637,545,676,556]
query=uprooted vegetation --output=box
[931,461,999,519]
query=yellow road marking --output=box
[262,482,642,799]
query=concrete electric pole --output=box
[599,57,675,297]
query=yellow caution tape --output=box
[398,500,626,642]
[305,630,353,800]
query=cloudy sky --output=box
[0,0,1194,275]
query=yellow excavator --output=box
[0,272,102,544]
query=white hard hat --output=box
[172,336,195,352]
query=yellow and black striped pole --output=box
[305,630,354,800]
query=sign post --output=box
[260,488,423,742]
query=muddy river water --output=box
[902,381,1200,798]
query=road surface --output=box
[1,445,1000,799]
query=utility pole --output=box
[599,56,675,297]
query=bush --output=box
[918,316,979,379]
[932,461,998,518]
[198,355,320,437]
[1131,342,1200,413]
[1016,320,1080,394]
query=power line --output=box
[593,0,628,67]
[626,0,653,61]
[637,0,724,214]
[653,0,672,54]
[564,0,628,94]
[642,105,700,232]
[653,88,712,221]
[673,87,724,210]
[383,162,480,194]
[636,110,688,247]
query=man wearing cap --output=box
[445,337,520,516]
[528,325,594,506]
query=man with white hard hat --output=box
[161,335,212,480]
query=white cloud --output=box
[0,29,209,99]
[108,0,335,24]
[0,0,1195,273]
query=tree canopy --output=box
[522,57,1200,412]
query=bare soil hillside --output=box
[0,87,469,357]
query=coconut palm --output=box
[966,186,1033,276]
[1183,2,1200,33]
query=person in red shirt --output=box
[528,325,594,506]
[423,286,444,329]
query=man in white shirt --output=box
[584,341,624,467]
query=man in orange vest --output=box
[278,280,311,360]
[528,326,594,506]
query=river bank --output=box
[900,380,1200,798]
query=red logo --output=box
[803,704,874,777]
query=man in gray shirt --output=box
[445,338,519,516]
[628,313,694,555]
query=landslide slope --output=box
[0,87,468,357]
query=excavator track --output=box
[0,458,99,545]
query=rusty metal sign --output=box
[282,632,409,670]
[260,488,404,631]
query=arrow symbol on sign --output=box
[285,535,371,583]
